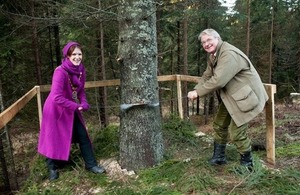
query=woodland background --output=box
[0,0,299,109]
[0,0,300,194]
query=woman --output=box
[38,41,105,181]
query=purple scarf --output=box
[61,41,84,88]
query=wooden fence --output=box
[0,75,276,164]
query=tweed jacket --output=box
[194,41,269,127]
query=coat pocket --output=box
[231,85,259,112]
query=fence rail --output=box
[0,74,276,164]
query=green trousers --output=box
[213,102,251,153]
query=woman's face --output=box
[201,34,219,54]
[69,47,82,66]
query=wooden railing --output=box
[0,75,276,164]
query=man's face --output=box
[69,47,82,66]
[201,34,219,54]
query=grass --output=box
[277,142,300,157]
[17,113,300,195]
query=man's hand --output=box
[187,90,198,100]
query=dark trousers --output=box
[47,113,97,170]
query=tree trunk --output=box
[196,24,201,115]
[30,1,42,85]
[156,4,163,118]
[47,26,54,72]
[97,0,108,127]
[0,79,11,192]
[176,21,181,116]
[182,14,188,118]
[54,25,61,67]
[204,1,215,119]
[53,0,61,68]
[246,0,251,56]
[0,137,11,191]
[269,0,274,84]
[118,0,164,171]
[171,49,175,114]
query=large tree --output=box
[117,0,164,171]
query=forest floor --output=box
[4,103,300,194]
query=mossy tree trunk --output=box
[117,0,164,171]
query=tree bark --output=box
[246,0,251,56]
[182,13,188,118]
[30,1,42,85]
[97,0,108,127]
[0,79,11,191]
[118,0,164,171]
[53,0,61,68]
[269,0,274,84]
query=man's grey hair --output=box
[198,29,222,41]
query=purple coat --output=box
[38,65,90,161]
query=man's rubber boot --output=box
[240,151,253,172]
[209,142,227,165]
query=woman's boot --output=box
[46,158,59,180]
[49,169,59,181]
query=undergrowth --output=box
[17,114,300,195]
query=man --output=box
[188,29,268,170]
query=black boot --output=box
[46,158,59,180]
[49,169,59,181]
[87,165,106,174]
[240,151,253,171]
[209,142,227,165]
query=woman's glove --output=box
[79,102,90,111]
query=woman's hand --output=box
[78,103,89,111]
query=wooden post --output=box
[36,86,42,128]
[264,84,277,165]
[176,75,183,119]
